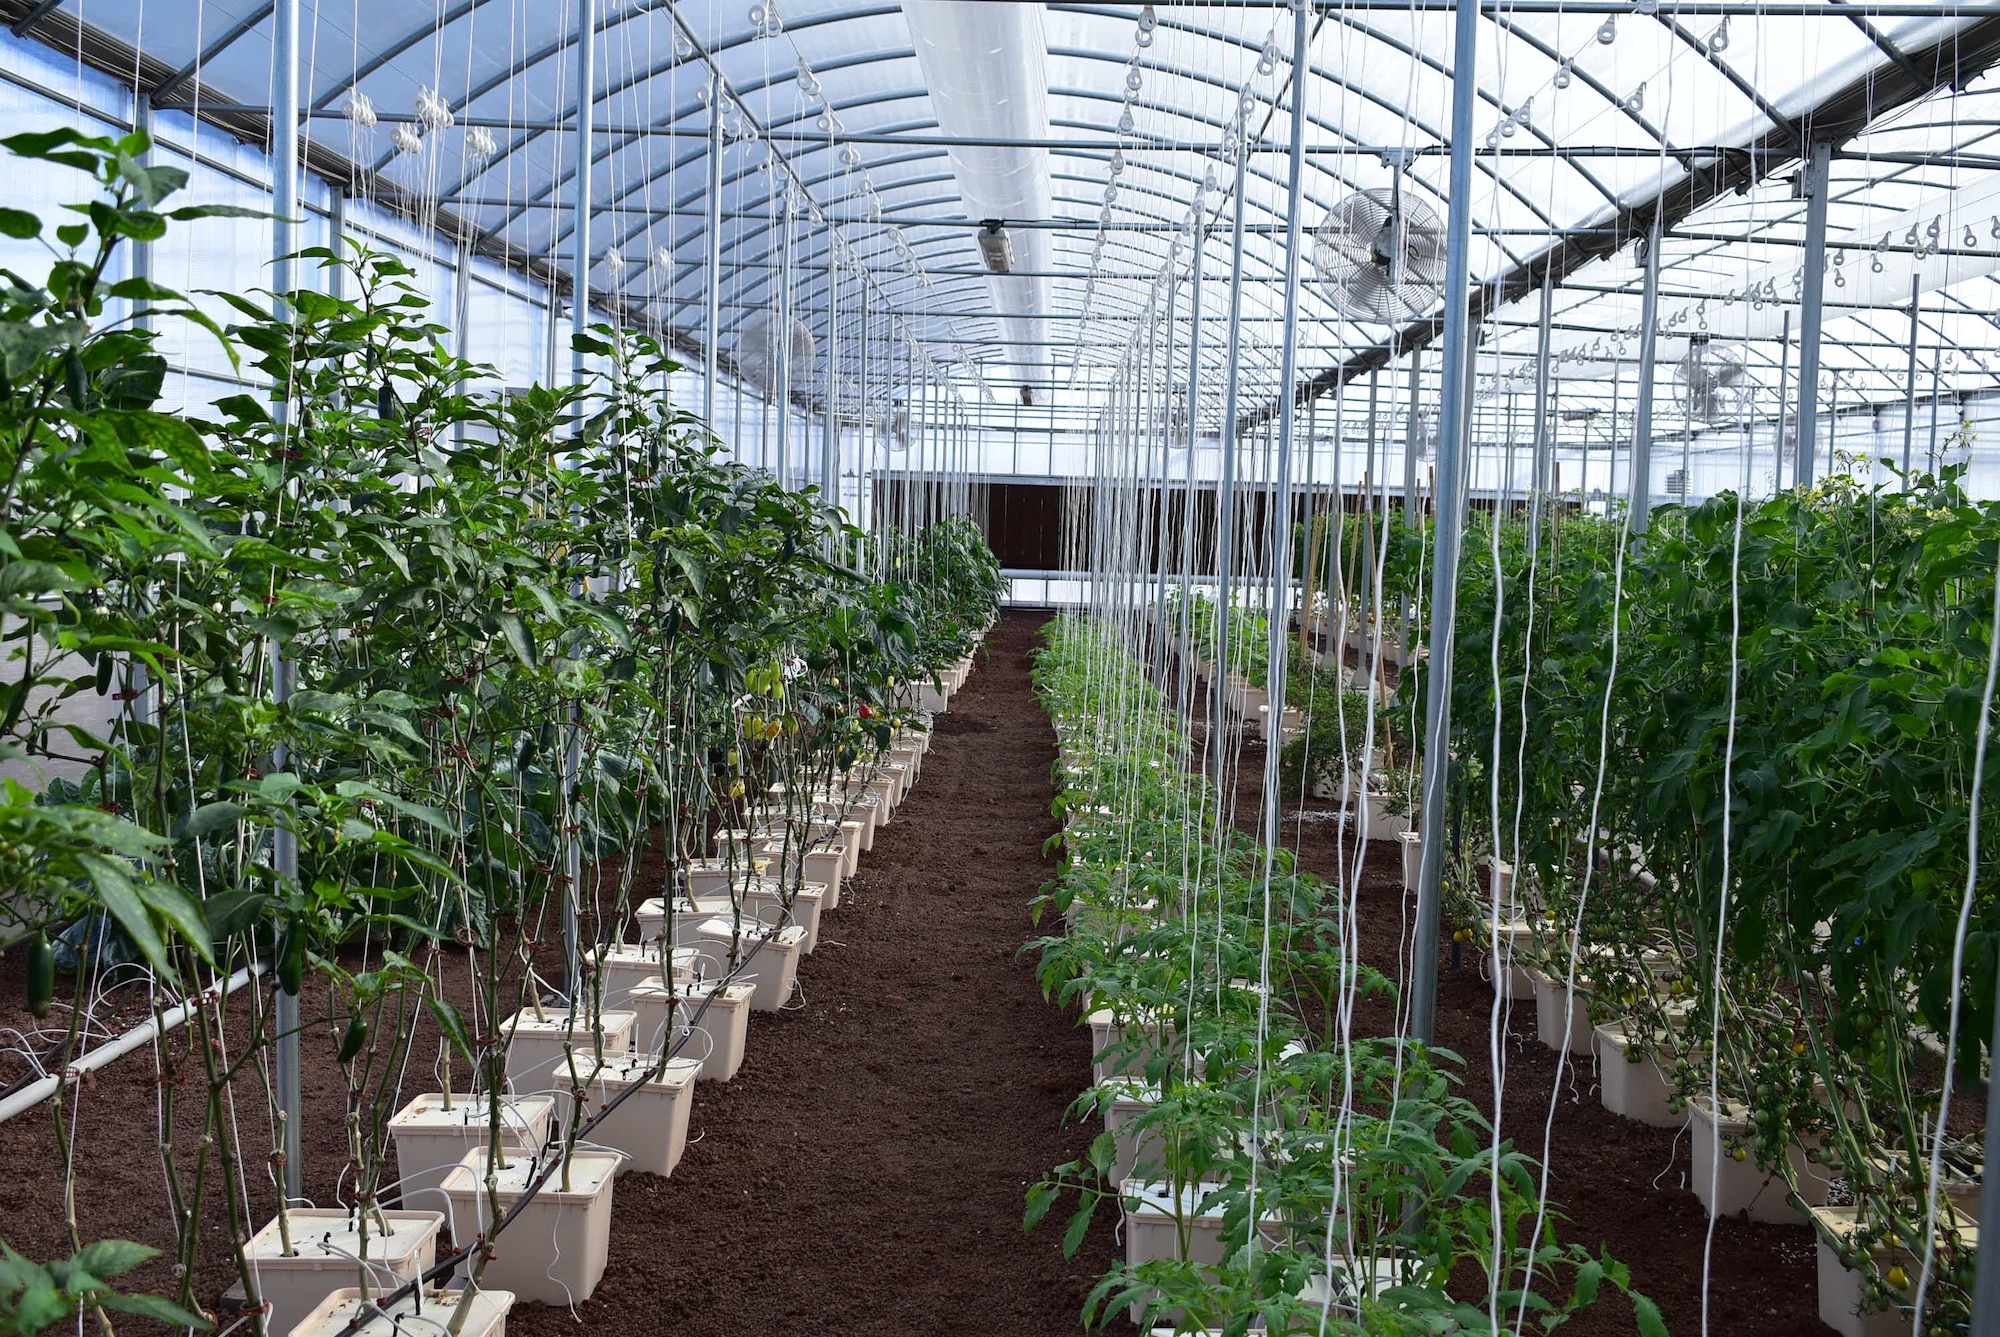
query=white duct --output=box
[900,0,1054,390]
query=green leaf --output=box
[424,996,476,1065]
[202,889,270,941]
[71,1240,155,1281]
[1633,1294,1668,1337]
[74,853,172,982]
[103,276,186,303]
[136,880,216,968]
[180,801,246,839]
[1060,1199,1097,1259]
[494,610,538,668]
[165,204,274,222]
[13,1281,69,1333]
[0,208,40,239]
[2,127,109,172]
[93,1291,212,1328]
[1023,1180,1060,1233]
[1572,1258,1602,1308]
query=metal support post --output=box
[269,0,303,1208]
[823,247,839,506]
[1210,113,1253,805]
[774,194,793,489]
[562,0,597,1003]
[1794,138,1832,490]
[1260,0,1310,864]
[1529,272,1553,546]
[453,234,474,443]
[702,73,724,425]
[327,187,346,302]
[1410,0,1480,1046]
[1627,212,1664,534]
[1902,277,1921,479]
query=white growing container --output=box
[387,1093,556,1205]
[852,773,897,820]
[1808,1204,1979,1337]
[500,1009,636,1093]
[1255,703,1302,744]
[1593,1024,1684,1128]
[684,857,772,896]
[1120,1180,1284,1326]
[1524,966,1594,1054]
[834,821,863,877]
[1086,1009,1173,1084]
[756,841,844,908]
[628,979,755,1081]
[439,1150,623,1305]
[245,1209,442,1337]
[572,1054,702,1177]
[1690,1097,1834,1223]
[1102,1081,1161,1186]
[288,1286,514,1337]
[632,895,736,947]
[880,759,913,804]
[579,943,694,1007]
[714,822,837,860]
[840,792,881,850]
[737,880,827,952]
[1359,790,1413,841]
[1397,830,1422,890]
[1481,917,1538,1002]
[689,919,807,1011]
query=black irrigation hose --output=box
[327,928,780,1337]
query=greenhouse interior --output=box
[4,0,2000,1333]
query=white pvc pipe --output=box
[0,964,264,1124]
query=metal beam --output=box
[269,0,304,1217]
[1628,216,1665,532]
[1793,139,1833,488]
[1411,0,1480,1049]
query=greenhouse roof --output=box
[8,0,2000,436]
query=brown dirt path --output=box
[510,607,1116,1336]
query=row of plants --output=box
[1024,615,1666,1334]
[1404,468,1995,1332]
[0,127,1000,1336]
